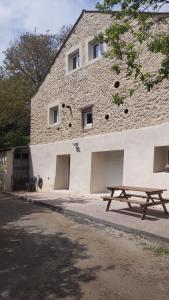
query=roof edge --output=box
[83,9,169,15]
[32,9,86,99]
[32,9,169,99]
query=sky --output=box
[0,0,99,64]
[0,0,169,65]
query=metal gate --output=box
[13,147,29,191]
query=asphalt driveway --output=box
[0,193,169,300]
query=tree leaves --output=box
[0,26,71,148]
[96,0,169,104]
[3,26,71,91]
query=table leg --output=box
[158,193,168,215]
[141,193,150,220]
[122,189,132,208]
[111,189,115,197]
[106,200,112,211]
[106,189,115,211]
[141,205,147,220]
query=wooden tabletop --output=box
[107,185,166,193]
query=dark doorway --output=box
[13,147,29,191]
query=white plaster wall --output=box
[70,151,92,193]
[30,122,169,195]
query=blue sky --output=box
[0,0,99,64]
[0,0,169,65]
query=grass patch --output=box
[144,245,169,255]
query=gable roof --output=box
[32,10,113,97]
[33,9,169,98]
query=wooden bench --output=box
[102,195,169,220]
[125,193,169,202]
[102,196,145,205]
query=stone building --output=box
[30,10,169,194]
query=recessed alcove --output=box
[153,146,169,173]
[90,150,124,193]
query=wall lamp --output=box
[73,142,80,152]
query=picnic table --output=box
[102,185,169,220]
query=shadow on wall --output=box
[90,150,124,193]
[0,194,100,299]
[28,150,44,192]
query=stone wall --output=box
[31,11,169,145]
[0,152,7,191]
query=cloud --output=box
[0,0,98,64]
[1,0,168,65]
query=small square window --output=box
[68,50,80,72]
[72,54,80,70]
[93,43,104,59]
[82,107,93,130]
[86,111,93,125]
[88,41,105,61]
[53,108,58,123]
[49,106,59,125]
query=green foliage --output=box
[96,0,169,105]
[129,89,134,97]
[0,26,71,148]
[144,244,169,255]
[0,75,31,148]
[0,132,30,148]
[3,26,71,90]
[96,1,169,12]
[111,64,121,74]
[149,35,169,55]
[112,93,124,106]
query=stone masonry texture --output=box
[30,11,169,145]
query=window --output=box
[51,107,59,124]
[88,41,105,61]
[53,108,59,123]
[72,53,80,70]
[82,106,93,130]
[93,43,104,59]
[67,49,80,72]
[85,111,93,125]
[48,104,60,126]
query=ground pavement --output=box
[0,192,169,300]
[12,190,169,241]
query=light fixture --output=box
[73,142,80,152]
